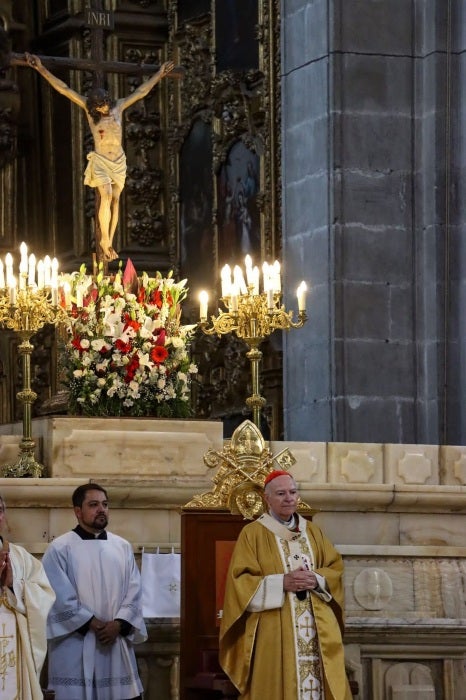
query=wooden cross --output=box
[9,0,182,268]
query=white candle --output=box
[297,281,307,312]
[221,264,231,298]
[44,255,52,287]
[252,266,260,295]
[0,260,4,289]
[9,277,16,305]
[28,254,36,286]
[245,255,253,286]
[199,290,208,321]
[63,281,71,309]
[233,265,247,295]
[5,253,13,287]
[19,242,28,274]
[267,288,275,310]
[51,283,58,306]
[37,260,45,289]
[76,287,83,308]
[262,261,271,291]
[230,284,239,312]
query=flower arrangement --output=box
[59,261,198,418]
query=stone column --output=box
[281,0,462,444]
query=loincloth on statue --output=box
[84,151,127,190]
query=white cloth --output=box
[5,541,56,700]
[42,530,147,700]
[141,549,180,618]
[84,151,127,190]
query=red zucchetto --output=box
[263,470,292,486]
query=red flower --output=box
[124,353,140,383]
[84,288,98,306]
[154,329,166,346]
[150,345,168,364]
[115,338,132,354]
[71,336,86,353]
[150,290,163,309]
[124,318,141,333]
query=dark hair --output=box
[72,483,108,508]
[85,87,115,124]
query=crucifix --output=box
[9,1,182,267]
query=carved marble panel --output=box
[384,444,439,485]
[440,444,466,485]
[328,442,383,483]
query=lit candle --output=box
[19,242,28,275]
[221,264,231,298]
[230,284,239,312]
[272,260,281,292]
[37,260,45,289]
[51,283,58,306]
[44,255,52,287]
[245,255,253,287]
[76,286,83,308]
[5,253,13,287]
[0,260,4,289]
[267,288,275,310]
[9,277,16,305]
[19,270,26,291]
[262,261,271,291]
[199,290,208,321]
[28,254,36,286]
[19,247,27,290]
[63,281,72,309]
[252,266,260,295]
[297,281,307,312]
[233,265,247,295]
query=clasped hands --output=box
[0,552,13,590]
[283,567,318,594]
[90,617,121,646]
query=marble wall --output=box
[1,419,466,698]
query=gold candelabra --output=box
[198,257,307,430]
[0,243,67,477]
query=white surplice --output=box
[42,530,147,700]
[3,541,56,700]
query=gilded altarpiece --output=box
[0,0,175,420]
[0,0,283,433]
[167,0,283,438]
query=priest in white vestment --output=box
[42,483,147,700]
[0,494,56,700]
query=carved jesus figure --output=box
[26,53,174,261]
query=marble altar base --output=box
[0,419,464,698]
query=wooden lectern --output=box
[180,510,246,699]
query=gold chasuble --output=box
[0,591,19,697]
[219,514,352,700]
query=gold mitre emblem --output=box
[184,420,312,520]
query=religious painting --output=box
[217,140,261,267]
[214,0,259,73]
[179,119,214,293]
[178,0,210,24]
